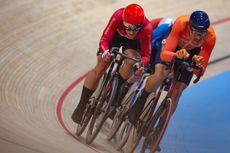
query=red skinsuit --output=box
[99,8,159,66]
[161,15,216,76]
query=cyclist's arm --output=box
[99,9,122,53]
[194,28,216,76]
[160,17,185,62]
[140,23,152,66]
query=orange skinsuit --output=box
[160,15,216,76]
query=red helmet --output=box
[123,4,145,25]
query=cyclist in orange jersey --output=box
[128,11,216,126]
[160,10,216,112]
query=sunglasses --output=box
[123,22,143,31]
[190,26,207,36]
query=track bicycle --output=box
[140,57,203,153]
[83,46,140,144]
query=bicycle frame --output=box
[93,47,140,104]
[130,75,148,105]
[95,47,140,107]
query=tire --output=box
[75,103,93,136]
[116,120,133,151]
[107,89,134,141]
[86,77,119,144]
[124,123,144,153]
[141,98,172,153]
[106,111,124,141]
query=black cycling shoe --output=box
[71,106,85,124]
[128,101,145,126]
[128,112,139,126]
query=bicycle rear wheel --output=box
[141,98,172,153]
[86,77,118,144]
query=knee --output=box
[154,65,168,78]
[124,59,136,67]
[123,49,139,67]
[173,83,186,97]
[155,70,167,81]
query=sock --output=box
[128,89,150,125]
[72,86,95,123]
[77,86,95,108]
[115,82,132,106]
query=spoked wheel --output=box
[124,120,148,153]
[75,102,93,136]
[86,77,118,144]
[116,119,133,151]
[107,89,133,141]
[141,98,172,153]
[106,109,124,141]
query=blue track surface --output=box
[138,71,230,153]
[158,70,230,153]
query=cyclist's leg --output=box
[170,62,194,115]
[119,48,140,79]
[128,46,168,125]
[72,56,111,123]
[127,64,167,126]
[170,81,187,114]
[119,36,141,80]
[113,38,141,107]
[145,64,168,92]
[115,49,140,104]
[128,88,149,126]
[145,44,169,92]
[170,46,201,115]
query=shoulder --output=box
[205,26,216,44]
[207,26,216,38]
[174,15,188,27]
[112,8,124,19]
[150,18,162,24]
[109,8,124,25]
[150,18,162,28]
[141,18,152,34]
[171,15,189,34]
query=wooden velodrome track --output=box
[0,0,229,153]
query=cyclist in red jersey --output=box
[72,4,154,124]
[108,17,164,118]
[160,10,216,113]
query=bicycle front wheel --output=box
[86,77,118,144]
[107,86,134,141]
[141,98,172,153]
